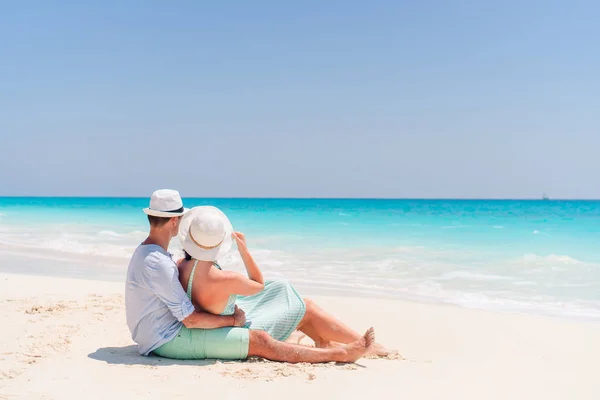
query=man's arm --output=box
[143,252,245,329]
[182,305,245,329]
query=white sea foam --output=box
[290,277,600,321]
[440,290,600,321]
[440,271,514,282]
[513,281,538,286]
[2,224,600,322]
[521,254,584,265]
[544,282,596,288]
[127,230,147,237]
[0,231,136,260]
[98,230,123,238]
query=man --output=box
[125,189,245,357]
[125,189,374,363]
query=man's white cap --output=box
[143,189,189,218]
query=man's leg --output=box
[247,327,375,363]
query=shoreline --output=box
[3,198,600,329]
[2,262,598,325]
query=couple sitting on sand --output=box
[125,189,392,363]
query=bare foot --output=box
[338,327,375,363]
[286,331,306,344]
[369,343,400,358]
[317,339,401,359]
[314,339,336,348]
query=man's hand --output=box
[232,305,246,327]
[182,309,242,329]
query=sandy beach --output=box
[1,272,599,400]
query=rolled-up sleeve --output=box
[143,253,195,322]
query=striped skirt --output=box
[236,278,306,342]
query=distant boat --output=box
[542,193,550,200]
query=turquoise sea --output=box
[1,197,599,321]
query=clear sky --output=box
[1,1,598,198]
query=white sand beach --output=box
[1,272,599,400]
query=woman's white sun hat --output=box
[178,206,234,261]
[143,189,189,218]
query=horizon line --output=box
[1,195,599,201]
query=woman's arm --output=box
[216,270,264,296]
[210,232,265,297]
[233,232,264,286]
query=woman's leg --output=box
[297,298,360,346]
[297,298,394,356]
[248,327,375,364]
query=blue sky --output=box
[1,1,598,198]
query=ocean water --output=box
[1,197,600,321]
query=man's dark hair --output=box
[147,215,173,228]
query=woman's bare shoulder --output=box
[207,267,246,285]
[205,263,227,281]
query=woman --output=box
[176,206,393,357]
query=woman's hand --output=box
[230,231,264,290]
[232,232,247,248]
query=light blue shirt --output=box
[125,244,195,355]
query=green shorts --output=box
[153,325,250,360]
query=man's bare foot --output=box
[338,327,375,363]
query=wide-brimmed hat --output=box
[178,206,234,261]
[143,189,189,218]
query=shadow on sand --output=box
[88,345,217,367]
[88,345,369,370]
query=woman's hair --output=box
[183,250,192,261]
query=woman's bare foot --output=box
[314,338,395,358]
[286,331,307,344]
[369,343,400,358]
[314,339,336,348]
[338,327,375,363]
